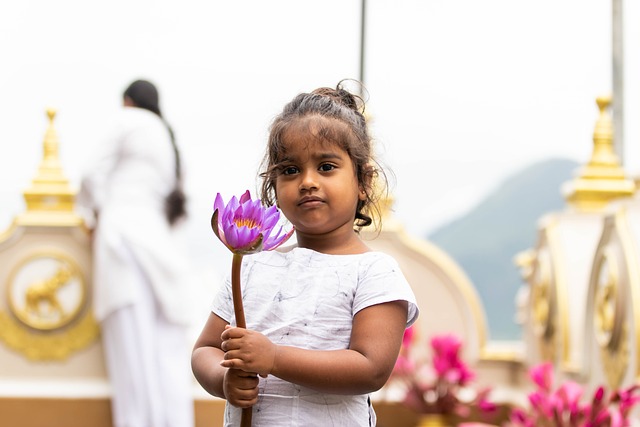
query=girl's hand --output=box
[220,327,277,378]
[223,368,259,408]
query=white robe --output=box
[78,106,192,325]
[78,106,195,427]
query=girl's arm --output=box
[191,313,259,407]
[220,300,408,395]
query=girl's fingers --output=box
[220,358,240,369]
[221,326,242,340]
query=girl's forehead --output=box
[280,133,346,159]
[279,117,350,157]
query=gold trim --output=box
[592,243,628,389]
[530,248,553,341]
[613,206,640,383]
[525,218,562,363]
[0,221,23,249]
[14,211,85,228]
[545,220,572,369]
[593,248,624,350]
[0,309,100,361]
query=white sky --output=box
[2,0,639,294]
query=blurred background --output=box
[2,0,639,342]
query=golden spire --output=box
[17,108,80,226]
[562,95,635,211]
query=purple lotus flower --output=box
[210,190,293,427]
[212,190,293,254]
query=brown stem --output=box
[231,253,252,426]
[232,253,246,328]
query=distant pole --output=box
[359,0,366,94]
[612,0,624,164]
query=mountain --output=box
[427,157,580,340]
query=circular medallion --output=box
[6,251,86,331]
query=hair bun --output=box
[311,80,366,114]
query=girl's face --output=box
[274,124,366,242]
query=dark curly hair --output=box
[259,80,388,230]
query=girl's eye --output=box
[319,164,335,172]
[282,166,298,175]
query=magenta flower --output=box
[402,325,416,348]
[509,363,640,427]
[212,190,293,254]
[431,334,475,386]
[529,362,553,393]
[393,326,417,376]
[391,332,496,422]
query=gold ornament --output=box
[530,248,557,362]
[593,247,628,389]
[0,249,99,360]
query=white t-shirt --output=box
[211,247,419,427]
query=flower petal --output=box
[213,193,225,215]
[239,189,252,204]
[224,224,240,249]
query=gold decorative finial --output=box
[18,108,80,226]
[562,95,635,211]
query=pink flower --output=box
[528,391,553,418]
[393,354,415,376]
[529,362,553,393]
[402,325,416,348]
[556,380,584,418]
[430,334,475,386]
[431,334,462,360]
[510,363,640,427]
[396,332,495,423]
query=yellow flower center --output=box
[234,218,259,229]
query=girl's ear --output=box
[358,187,367,201]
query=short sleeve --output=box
[353,253,419,327]
[210,274,234,324]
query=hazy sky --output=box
[2,1,638,338]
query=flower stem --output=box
[232,253,247,328]
[231,253,252,426]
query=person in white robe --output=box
[78,79,195,427]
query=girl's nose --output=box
[299,170,319,192]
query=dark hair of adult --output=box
[123,79,186,225]
[259,80,387,230]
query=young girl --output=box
[191,82,419,426]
